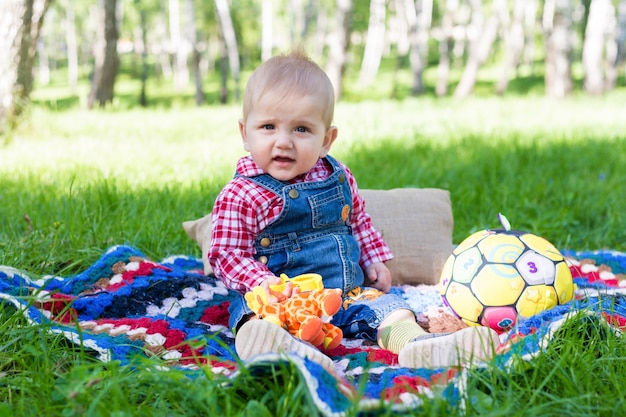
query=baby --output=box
[208,49,498,370]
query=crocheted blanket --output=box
[1,245,625,416]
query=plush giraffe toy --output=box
[244,274,344,351]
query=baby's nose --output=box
[275,131,293,148]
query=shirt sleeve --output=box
[208,179,278,294]
[342,165,394,267]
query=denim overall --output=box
[228,156,411,340]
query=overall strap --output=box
[237,156,342,195]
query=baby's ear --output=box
[320,126,338,157]
[239,119,250,151]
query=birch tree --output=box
[0,0,51,135]
[358,0,386,86]
[136,0,149,106]
[582,0,616,94]
[65,0,79,90]
[496,0,526,94]
[88,0,120,108]
[169,0,189,90]
[617,0,626,66]
[398,0,432,95]
[311,2,328,61]
[185,0,205,105]
[261,0,273,61]
[325,0,353,100]
[543,0,573,97]
[435,0,459,96]
[154,14,173,80]
[604,3,619,91]
[215,0,240,103]
[454,0,507,98]
[523,0,539,69]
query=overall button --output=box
[288,189,299,199]
[260,238,271,247]
[258,256,268,264]
[339,173,345,184]
[341,204,350,221]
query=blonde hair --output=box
[242,50,336,127]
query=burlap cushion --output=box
[183,188,453,285]
[359,188,453,285]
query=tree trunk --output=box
[496,0,526,94]
[138,7,149,107]
[169,0,189,90]
[617,0,626,66]
[218,33,228,104]
[523,0,539,70]
[261,0,273,61]
[435,0,458,96]
[185,0,205,105]
[154,15,173,80]
[583,0,614,94]
[37,32,50,85]
[543,0,573,98]
[303,0,316,40]
[402,0,432,95]
[65,0,79,90]
[87,0,120,108]
[288,0,305,44]
[454,0,507,98]
[0,0,25,135]
[214,0,241,102]
[604,2,618,91]
[325,0,353,100]
[311,4,328,61]
[0,0,51,135]
[358,0,386,86]
[394,0,410,57]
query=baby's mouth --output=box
[273,156,294,163]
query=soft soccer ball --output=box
[439,226,575,333]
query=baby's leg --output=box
[377,308,428,353]
[398,326,500,369]
[378,308,500,368]
[235,319,335,371]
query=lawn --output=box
[1,90,626,415]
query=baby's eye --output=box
[261,124,275,130]
[294,126,308,133]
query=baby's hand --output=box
[260,276,296,300]
[364,262,392,293]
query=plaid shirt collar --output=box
[236,155,329,183]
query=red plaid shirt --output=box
[208,155,393,293]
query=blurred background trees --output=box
[2,0,625,136]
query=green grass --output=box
[0,299,319,416]
[2,90,626,415]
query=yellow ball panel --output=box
[516,285,558,317]
[520,234,564,262]
[554,261,575,303]
[454,230,492,254]
[452,247,483,284]
[472,264,525,305]
[477,234,525,263]
[444,282,483,323]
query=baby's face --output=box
[239,91,337,181]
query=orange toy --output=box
[244,274,344,351]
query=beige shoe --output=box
[398,326,500,369]
[235,319,334,371]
